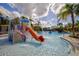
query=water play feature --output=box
[0,14,74,56]
[7,17,44,43]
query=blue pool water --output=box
[0,31,74,56]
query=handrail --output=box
[0,25,9,26]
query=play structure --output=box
[8,18,44,43]
[16,25,44,42]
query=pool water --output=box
[0,31,74,56]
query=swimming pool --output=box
[0,31,74,56]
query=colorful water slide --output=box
[25,26,44,42]
[16,25,44,42]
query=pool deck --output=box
[0,34,8,40]
[61,34,79,55]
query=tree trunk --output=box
[71,11,75,36]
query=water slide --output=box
[25,26,44,42]
[16,26,44,42]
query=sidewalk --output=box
[61,34,79,55]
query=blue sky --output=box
[0,3,16,11]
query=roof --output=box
[20,18,29,23]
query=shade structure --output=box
[20,18,29,23]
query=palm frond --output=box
[75,4,79,15]
[58,9,70,20]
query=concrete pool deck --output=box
[61,34,79,56]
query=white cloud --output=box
[34,3,50,17]
[9,3,65,17]
[50,3,65,14]
[0,6,21,19]
[12,3,50,18]
[0,6,12,17]
[12,11,21,18]
[8,3,16,9]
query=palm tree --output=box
[14,17,20,25]
[76,20,79,31]
[29,17,33,27]
[57,23,64,32]
[21,16,26,19]
[58,4,79,36]
[67,23,72,32]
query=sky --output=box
[12,3,59,27]
[0,3,58,27]
[0,3,79,27]
[0,3,15,11]
[13,3,50,18]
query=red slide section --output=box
[25,26,44,42]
